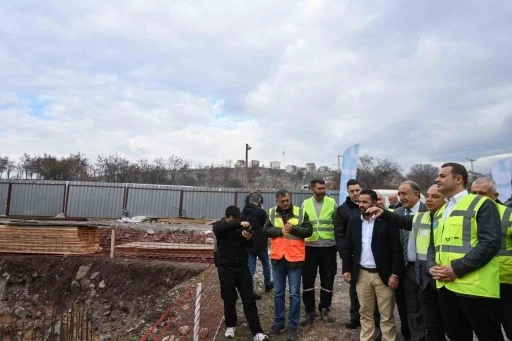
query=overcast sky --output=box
[1,0,511,175]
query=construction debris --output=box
[115,242,213,260]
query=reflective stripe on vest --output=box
[268,206,306,262]
[432,194,500,298]
[412,212,431,261]
[303,197,335,243]
[498,205,512,284]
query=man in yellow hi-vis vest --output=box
[471,177,512,340]
[366,184,447,341]
[300,179,338,326]
[427,163,503,341]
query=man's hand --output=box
[242,230,252,239]
[429,264,456,282]
[365,207,384,218]
[283,223,293,234]
[343,272,351,284]
[240,221,251,228]
[388,276,399,290]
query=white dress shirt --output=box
[406,201,421,262]
[443,190,469,222]
[360,215,377,268]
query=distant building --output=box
[286,165,298,173]
[318,166,330,172]
[270,161,281,169]
[305,163,317,172]
[235,160,245,167]
[298,167,307,174]
[251,160,260,168]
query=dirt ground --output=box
[0,255,206,340]
[231,260,405,341]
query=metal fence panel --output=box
[126,188,181,217]
[182,191,235,219]
[0,183,8,215]
[66,185,124,218]
[9,184,64,216]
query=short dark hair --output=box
[310,179,326,187]
[275,189,290,199]
[347,179,360,189]
[249,193,261,204]
[225,205,241,219]
[441,162,468,187]
[359,189,378,202]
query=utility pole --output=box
[467,158,477,173]
[245,143,252,185]
[337,154,341,172]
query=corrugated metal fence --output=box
[0,180,341,219]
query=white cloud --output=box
[0,0,511,177]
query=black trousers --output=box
[438,287,503,341]
[500,283,512,340]
[217,265,263,336]
[395,278,411,341]
[418,283,445,341]
[302,245,337,312]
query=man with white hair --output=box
[471,177,512,339]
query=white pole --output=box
[193,282,202,341]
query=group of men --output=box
[213,162,512,341]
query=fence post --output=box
[110,227,116,259]
[179,191,184,217]
[193,282,201,341]
[5,183,12,216]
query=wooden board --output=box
[0,224,102,255]
[116,242,214,259]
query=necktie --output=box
[402,209,412,264]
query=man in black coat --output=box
[342,190,403,341]
[334,179,366,328]
[213,205,269,340]
[243,193,273,300]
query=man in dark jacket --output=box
[213,205,269,341]
[243,193,273,300]
[334,179,366,328]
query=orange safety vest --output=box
[268,205,306,262]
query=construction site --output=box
[0,180,366,341]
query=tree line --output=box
[0,152,484,191]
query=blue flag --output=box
[339,144,360,204]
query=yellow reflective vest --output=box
[412,212,431,261]
[498,204,512,284]
[268,206,307,262]
[432,194,500,298]
[303,196,336,243]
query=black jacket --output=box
[263,204,313,267]
[342,215,403,286]
[242,203,268,252]
[213,218,253,268]
[334,197,360,257]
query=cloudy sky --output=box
[1,0,511,174]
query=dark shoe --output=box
[286,327,298,341]
[320,308,334,323]
[345,320,361,329]
[267,324,286,337]
[300,311,318,326]
[253,293,262,300]
[265,282,274,293]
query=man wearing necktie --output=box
[394,181,426,341]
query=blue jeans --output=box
[247,250,272,290]
[272,259,302,328]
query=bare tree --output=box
[406,164,440,193]
[167,155,185,184]
[65,152,90,181]
[357,154,403,189]
[0,157,8,179]
[5,159,16,179]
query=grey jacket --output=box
[426,197,501,279]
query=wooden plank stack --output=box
[0,222,102,255]
[116,242,214,260]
